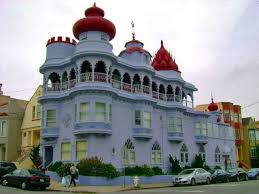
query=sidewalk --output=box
[48,180,172,193]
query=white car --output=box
[173,168,211,186]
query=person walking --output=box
[69,164,78,187]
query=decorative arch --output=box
[61,71,68,90]
[159,84,165,100]
[133,74,141,93]
[112,69,121,89]
[152,141,162,164]
[180,143,189,164]
[175,86,181,102]
[167,84,174,101]
[122,139,135,165]
[94,61,106,82]
[143,76,150,94]
[215,146,221,163]
[122,73,131,92]
[47,72,60,91]
[80,60,92,82]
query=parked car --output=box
[247,168,259,180]
[227,168,248,182]
[1,169,50,190]
[210,169,230,183]
[173,168,211,186]
[0,162,17,177]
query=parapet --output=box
[46,36,77,46]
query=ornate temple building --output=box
[39,3,236,171]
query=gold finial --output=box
[131,21,135,40]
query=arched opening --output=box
[159,84,165,100]
[175,86,181,102]
[61,71,68,90]
[152,82,158,99]
[199,145,206,162]
[152,141,162,164]
[122,139,135,165]
[80,61,92,82]
[133,74,141,93]
[180,143,189,164]
[94,61,106,82]
[143,76,150,94]
[182,91,187,106]
[122,73,131,92]
[47,72,60,91]
[69,68,76,88]
[187,93,193,108]
[112,69,121,89]
[215,146,221,164]
[167,85,174,101]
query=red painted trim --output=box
[46,36,77,46]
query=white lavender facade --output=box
[39,4,236,171]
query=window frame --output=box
[0,120,7,137]
[134,110,141,127]
[95,102,106,122]
[76,140,87,161]
[61,142,71,161]
[144,111,152,128]
[46,109,56,128]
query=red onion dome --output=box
[73,3,116,40]
[208,98,218,112]
[152,40,180,72]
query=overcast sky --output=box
[0,0,258,120]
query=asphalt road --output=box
[111,180,259,194]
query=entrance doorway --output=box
[0,146,6,161]
[44,146,53,167]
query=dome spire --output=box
[131,21,135,40]
[208,94,218,112]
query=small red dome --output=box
[152,40,180,72]
[73,3,116,40]
[208,98,218,112]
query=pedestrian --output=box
[69,164,78,187]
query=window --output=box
[233,113,238,123]
[0,120,7,137]
[61,142,70,161]
[46,109,56,127]
[195,122,201,135]
[134,110,141,127]
[152,142,162,164]
[199,145,206,162]
[122,139,135,165]
[96,102,106,122]
[176,118,183,132]
[180,144,188,164]
[76,141,87,161]
[144,111,151,128]
[201,123,207,136]
[223,110,230,121]
[250,147,256,159]
[249,130,255,145]
[79,103,90,122]
[32,106,36,120]
[36,104,41,119]
[169,115,174,131]
[215,146,221,163]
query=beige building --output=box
[0,84,27,161]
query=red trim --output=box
[0,112,8,116]
[235,139,244,145]
[46,36,77,46]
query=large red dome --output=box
[208,98,218,112]
[73,3,116,40]
[152,41,180,72]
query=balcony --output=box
[167,131,184,142]
[235,139,244,146]
[234,123,241,129]
[132,127,153,139]
[41,127,59,140]
[74,122,112,136]
[194,135,208,144]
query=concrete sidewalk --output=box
[48,180,172,193]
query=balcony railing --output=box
[112,79,121,89]
[122,82,131,92]
[167,94,174,101]
[47,83,60,92]
[143,85,150,94]
[81,72,92,82]
[62,81,68,90]
[69,79,76,88]
[152,91,158,99]
[194,135,208,144]
[133,84,141,93]
[94,72,106,82]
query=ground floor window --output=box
[199,145,206,162]
[122,139,135,165]
[180,143,189,164]
[76,141,87,161]
[250,147,256,159]
[215,146,221,163]
[61,142,70,161]
[151,142,162,164]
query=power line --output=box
[5,87,37,94]
[242,101,259,109]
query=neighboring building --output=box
[0,84,28,161]
[196,102,245,168]
[16,86,43,168]
[256,121,259,145]
[39,3,236,171]
[242,117,257,168]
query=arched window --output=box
[122,139,135,165]
[80,61,92,82]
[215,146,221,163]
[180,143,189,164]
[94,61,106,82]
[152,142,162,164]
[199,145,206,162]
[143,76,150,94]
[167,85,174,101]
[182,91,187,106]
[159,84,165,100]
[111,69,121,89]
[69,68,76,88]
[61,71,68,90]
[122,73,131,92]
[47,72,60,91]
[175,86,181,102]
[187,93,193,108]
[152,82,158,99]
[133,74,141,93]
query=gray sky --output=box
[0,0,258,120]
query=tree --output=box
[30,144,41,168]
[169,155,182,175]
[256,144,259,161]
[191,154,204,168]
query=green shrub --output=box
[214,165,221,170]
[152,166,163,175]
[203,164,211,171]
[125,165,155,176]
[48,161,63,172]
[76,156,119,179]
[169,155,182,175]
[56,163,73,177]
[191,154,204,168]
[182,165,191,170]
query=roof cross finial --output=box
[131,21,135,40]
[211,92,214,102]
